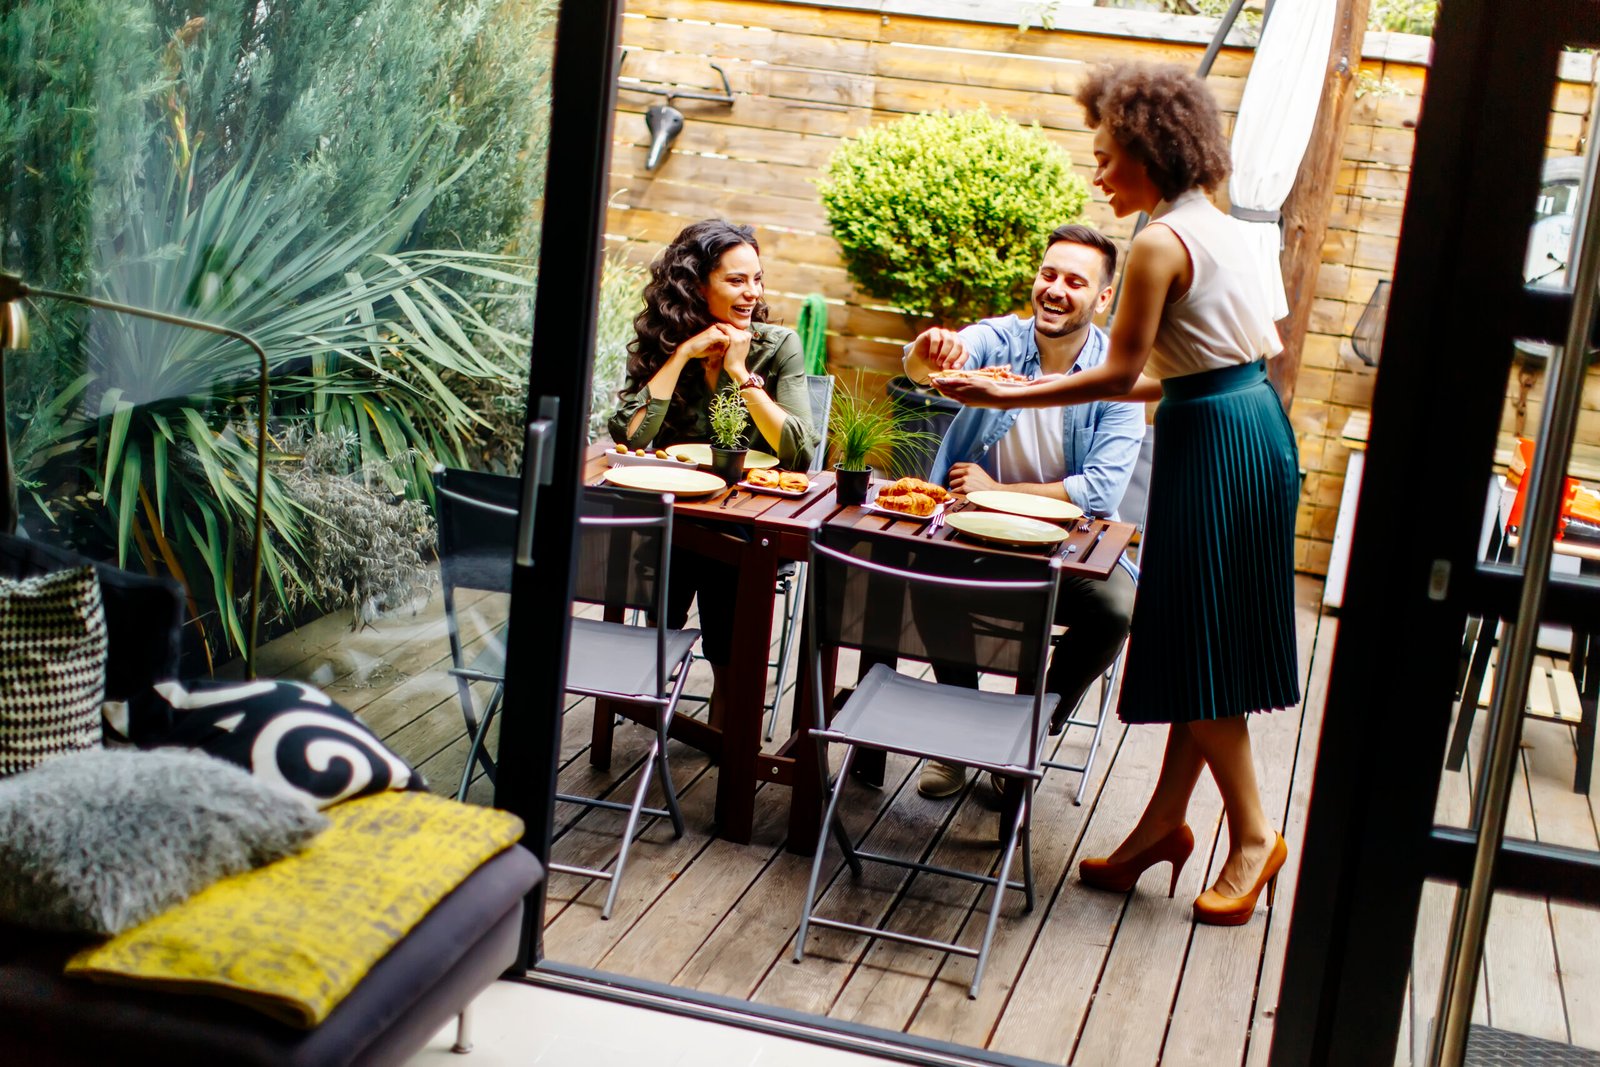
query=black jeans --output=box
[932,565,1137,731]
[663,544,739,666]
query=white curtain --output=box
[1228,0,1339,321]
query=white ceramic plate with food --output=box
[666,443,781,471]
[738,477,810,498]
[926,368,1035,389]
[607,446,703,469]
[601,466,727,497]
[945,511,1068,546]
[861,500,946,525]
[965,489,1083,523]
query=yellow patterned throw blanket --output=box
[66,791,524,1026]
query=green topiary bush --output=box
[818,109,1092,326]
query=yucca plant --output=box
[16,148,534,663]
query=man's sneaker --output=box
[918,760,969,798]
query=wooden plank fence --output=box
[601,0,1598,576]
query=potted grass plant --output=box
[829,380,940,506]
[707,386,750,485]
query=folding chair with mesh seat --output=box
[763,372,836,738]
[432,465,519,798]
[433,473,692,919]
[549,486,695,918]
[679,373,835,734]
[1043,428,1153,805]
[793,525,1062,998]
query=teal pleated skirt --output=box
[1117,359,1301,724]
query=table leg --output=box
[715,534,780,844]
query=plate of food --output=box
[965,489,1084,523]
[926,364,1035,390]
[607,444,703,469]
[862,477,951,523]
[739,469,812,497]
[945,511,1069,546]
[601,466,727,497]
[667,443,781,471]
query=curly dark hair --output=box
[623,219,770,419]
[1078,63,1231,201]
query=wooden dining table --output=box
[580,440,1136,850]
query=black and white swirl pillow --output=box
[136,680,425,808]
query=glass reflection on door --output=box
[0,1,555,803]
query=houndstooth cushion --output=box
[0,566,108,777]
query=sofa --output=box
[0,533,543,1065]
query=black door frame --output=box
[494,0,625,970]
[1270,1,1600,1063]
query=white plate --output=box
[607,447,703,469]
[861,500,946,525]
[966,489,1083,523]
[667,443,780,470]
[601,466,728,497]
[945,511,1068,546]
[738,477,811,498]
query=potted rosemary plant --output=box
[707,386,750,485]
[829,380,940,505]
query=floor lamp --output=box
[0,271,270,679]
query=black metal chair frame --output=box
[1447,479,1597,793]
[764,372,836,738]
[1041,431,1153,804]
[793,528,1062,998]
[434,470,692,918]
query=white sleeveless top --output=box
[1145,189,1284,381]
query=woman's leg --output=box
[1187,716,1278,897]
[692,559,740,731]
[1105,722,1207,863]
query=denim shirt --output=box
[922,317,1144,519]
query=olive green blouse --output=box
[608,322,820,469]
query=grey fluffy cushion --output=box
[0,748,328,935]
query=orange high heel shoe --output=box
[1078,823,1195,897]
[1193,833,1288,927]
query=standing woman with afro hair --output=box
[610,219,818,729]
[936,64,1299,926]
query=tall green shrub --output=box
[819,110,1091,326]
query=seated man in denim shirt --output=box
[904,224,1144,798]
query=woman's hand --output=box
[675,324,731,362]
[935,373,1065,409]
[715,323,754,380]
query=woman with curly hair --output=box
[937,64,1298,926]
[610,218,818,728]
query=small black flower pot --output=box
[834,464,874,506]
[709,446,748,486]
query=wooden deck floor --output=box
[256,574,1600,1066]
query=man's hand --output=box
[908,327,968,371]
[715,323,754,378]
[947,463,999,496]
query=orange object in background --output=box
[1506,436,1592,537]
